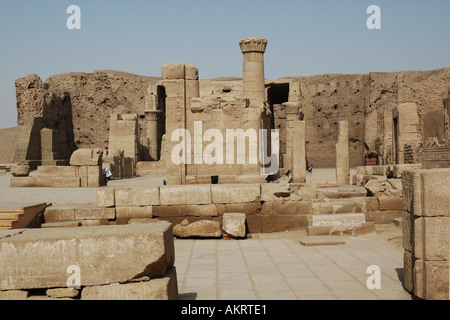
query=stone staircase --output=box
[0,203,48,230]
[307,186,376,236]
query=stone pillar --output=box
[239,38,268,102]
[392,103,421,164]
[284,102,302,172]
[336,121,350,185]
[292,120,306,183]
[146,110,163,161]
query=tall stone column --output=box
[292,120,306,183]
[146,110,163,161]
[239,38,268,102]
[336,121,350,185]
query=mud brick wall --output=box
[402,169,450,300]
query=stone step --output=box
[307,222,376,237]
[311,200,357,215]
[317,186,367,199]
[310,213,366,227]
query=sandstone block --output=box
[44,205,76,222]
[162,62,185,80]
[97,187,115,208]
[173,220,221,238]
[70,149,103,166]
[160,185,211,205]
[0,290,29,300]
[310,213,366,227]
[421,170,450,217]
[403,250,414,293]
[10,176,36,188]
[414,217,450,261]
[0,223,175,290]
[153,204,217,218]
[46,288,79,299]
[37,166,77,177]
[10,165,30,177]
[74,206,115,221]
[261,200,311,216]
[41,221,82,228]
[115,187,160,207]
[414,259,449,300]
[115,206,153,219]
[222,213,246,238]
[217,203,262,216]
[378,197,403,211]
[81,267,177,300]
[211,184,260,204]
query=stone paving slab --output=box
[175,228,413,300]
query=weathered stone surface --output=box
[414,217,450,261]
[10,176,36,188]
[0,223,175,290]
[159,185,211,205]
[81,267,177,300]
[44,205,76,222]
[153,204,217,218]
[310,213,366,227]
[173,220,221,238]
[261,200,311,216]
[162,62,185,80]
[414,259,450,300]
[74,206,115,221]
[378,197,403,211]
[46,288,79,298]
[421,169,450,217]
[10,165,30,177]
[115,206,153,219]
[211,184,260,204]
[37,166,77,177]
[0,290,29,300]
[115,187,160,207]
[70,149,103,166]
[222,213,246,238]
[261,183,316,202]
[300,236,345,247]
[365,179,402,197]
[97,187,115,208]
[41,221,82,228]
[403,250,414,293]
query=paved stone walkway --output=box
[174,229,412,300]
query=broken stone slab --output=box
[0,290,29,300]
[299,236,346,246]
[115,187,160,207]
[69,149,103,166]
[46,288,79,299]
[222,213,246,238]
[317,186,368,199]
[310,213,366,227]
[81,267,177,300]
[307,222,376,237]
[364,179,402,197]
[173,220,221,238]
[261,183,317,202]
[10,165,30,177]
[0,222,175,290]
[41,221,82,228]
[159,185,211,206]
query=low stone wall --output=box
[402,168,450,300]
[95,183,317,233]
[0,223,177,300]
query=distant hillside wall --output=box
[7,67,450,168]
[0,126,20,164]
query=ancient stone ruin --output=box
[0,38,449,300]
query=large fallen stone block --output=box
[414,259,449,300]
[70,149,103,166]
[414,217,450,261]
[10,165,30,177]
[173,220,221,238]
[0,223,175,290]
[153,204,217,218]
[81,267,177,300]
[222,213,246,238]
[10,177,36,188]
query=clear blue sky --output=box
[0,0,449,129]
